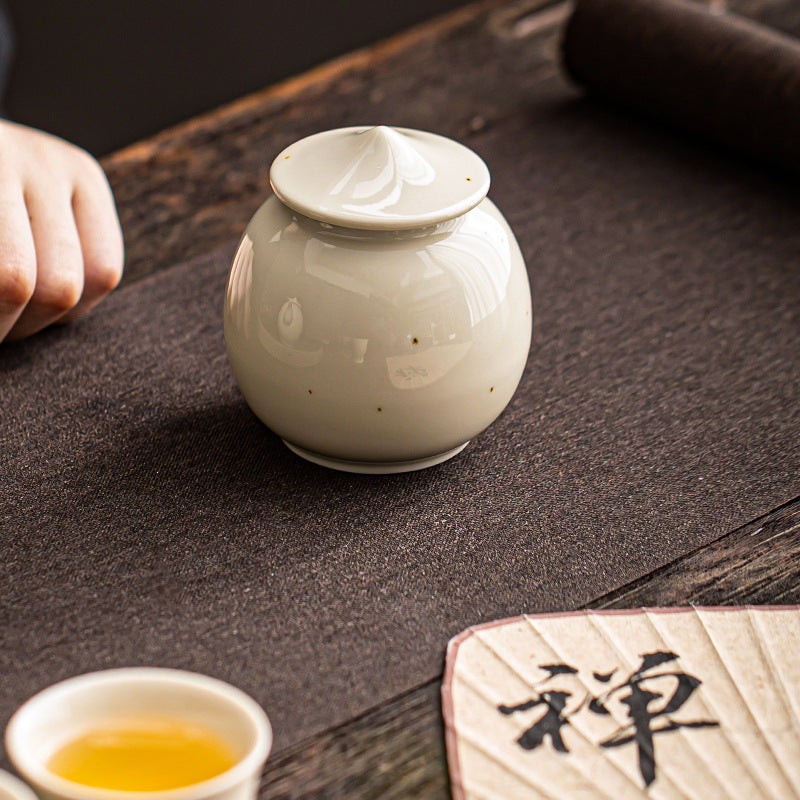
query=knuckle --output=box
[84,237,124,296]
[33,270,84,315]
[0,261,36,311]
[37,284,82,315]
[90,260,123,294]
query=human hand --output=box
[0,120,124,342]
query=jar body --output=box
[224,195,532,470]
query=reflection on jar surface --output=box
[225,194,531,467]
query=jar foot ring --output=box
[282,440,469,474]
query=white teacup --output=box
[5,668,272,800]
[0,770,38,800]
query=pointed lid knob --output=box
[269,126,490,230]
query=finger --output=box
[0,184,36,341]
[6,186,84,340]
[61,164,124,321]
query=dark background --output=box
[4,0,468,156]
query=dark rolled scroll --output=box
[562,0,800,175]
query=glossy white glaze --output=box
[269,126,491,230]
[0,771,37,800]
[227,126,531,471]
[225,202,532,470]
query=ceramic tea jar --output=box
[224,126,532,473]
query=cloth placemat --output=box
[2,82,800,756]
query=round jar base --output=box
[282,440,470,474]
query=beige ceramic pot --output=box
[225,126,532,473]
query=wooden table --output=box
[97,0,800,795]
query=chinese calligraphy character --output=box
[498,664,581,754]
[498,651,718,787]
[597,651,719,786]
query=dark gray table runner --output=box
[2,79,800,756]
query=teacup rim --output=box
[0,769,39,800]
[5,667,272,800]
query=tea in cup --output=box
[5,668,271,800]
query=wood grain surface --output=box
[97,0,800,796]
[102,0,565,287]
[102,0,800,288]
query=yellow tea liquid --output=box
[47,716,237,791]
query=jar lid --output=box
[269,126,490,231]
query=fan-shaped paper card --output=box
[441,606,800,799]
